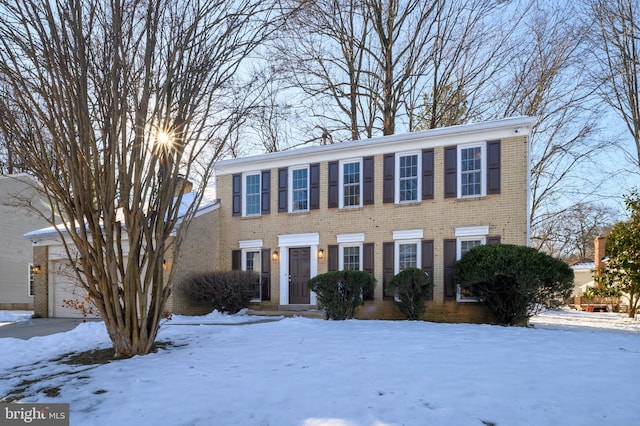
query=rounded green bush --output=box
[454,244,573,326]
[385,267,433,320]
[307,270,376,320]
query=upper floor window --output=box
[396,152,421,203]
[458,143,486,198]
[233,170,269,217]
[340,159,362,208]
[290,166,309,212]
[244,172,261,216]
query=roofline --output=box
[215,116,537,175]
[24,198,220,242]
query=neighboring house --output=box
[203,116,535,322]
[27,116,536,322]
[570,261,595,296]
[0,173,49,310]
[25,189,218,318]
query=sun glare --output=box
[156,129,172,149]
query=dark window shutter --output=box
[421,240,434,300]
[310,163,320,210]
[422,149,434,200]
[261,249,271,300]
[444,146,457,198]
[363,156,375,205]
[363,242,375,300]
[261,170,271,215]
[232,174,242,216]
[328,245,338,272]
[232,249,241,270]
[443,239,457,300]
[278,167,288,213]
[328,161,339,208]
[383,154,395,203]
[383,242,394,300]
[487,236,501,245]
[487,140,501,194]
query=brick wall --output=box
[212,135,528,323]
[33,245,48,317]
[168,207,221,315]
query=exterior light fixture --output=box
[163,259,167,271]
[31,264,41,274]
[318,249,325,259]
[272,251,279,262]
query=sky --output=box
[1,308,639,426]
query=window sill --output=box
[394,200,423,207]
[455,195,488,202]
[239,215,262,220]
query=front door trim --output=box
[277,233,319,305]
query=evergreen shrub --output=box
[182,270,259,314]
[307,270,376,320]
[454,244,574,326]
[385,267,433,320]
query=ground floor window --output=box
[242,250,262,301]
[455,227,488,302]
[393,229,424,274]
[340,244,362,271]
[28,263,35,297]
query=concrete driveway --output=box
[0,318,101,339]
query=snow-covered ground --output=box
[0,310,32,326]
[1,309,639,426]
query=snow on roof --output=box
[23,186,218,240]
[571,262,595,271]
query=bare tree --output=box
[588,0,640,167]
[409,0,520,131]
[276,0,516,139]
[489,2,607,238]
[0,0,279,357]
[532,202,617,262]
[275,0,376,141]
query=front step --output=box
[248,305,324,319]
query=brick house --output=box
[172,116,535,322]
[28,116,535,322]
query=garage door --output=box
[50,260,100,318]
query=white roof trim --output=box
[455,226,490,237]
[215,116,537,175]
[393,229,424,240]
[336,233,365,244]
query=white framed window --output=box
[340,244,362,270]
[395,152,421,204]
[455,226,489,302]
[458,143,486,198]
[337,233,365,271]
[28,263,35,297]
[240,240,263,301]
[339,159,362,208]
[289,166,309,212]
[393,229,423,274]
[243,172,261,216]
